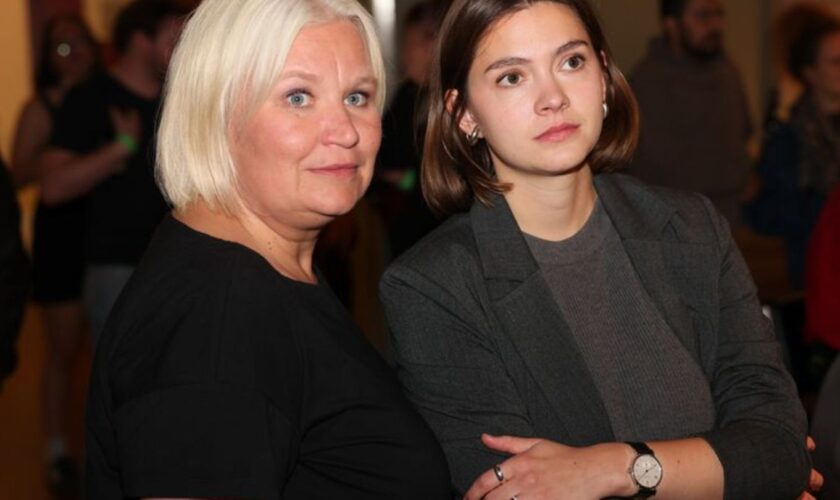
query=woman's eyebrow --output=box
[483,39,589,73]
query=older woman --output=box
[84,0,450,498]
[380,0,812,498]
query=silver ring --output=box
[493,464,505,482]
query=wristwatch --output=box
[626,441,662,498]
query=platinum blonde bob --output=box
[156,0,386,213]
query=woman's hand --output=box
[797,436,824,500]
[110,107,142,153]
[464,434,635,500]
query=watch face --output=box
[633,454,663,489]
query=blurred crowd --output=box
[0,0,839,498]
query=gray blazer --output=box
[380,173,810,499]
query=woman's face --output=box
[458,2,605,184]
[806,31,840,103]
[49,20,96,86]
[230,20,380,230]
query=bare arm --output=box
[39,144,129,205]
[10,99,51,188]
[39,107,141,206]
[466,435,722,500]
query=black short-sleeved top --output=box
[52,72,168,265]
[85,215,451,499]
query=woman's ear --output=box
[446,89,479,136]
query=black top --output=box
[0,156,29,385]
[86,215,451,499]
[52,72,168,266]
[32,93,86,302]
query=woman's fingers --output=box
[809,468,824,492]
[465,458,520,500]
[806,436,816,452]
[482,434,541,454]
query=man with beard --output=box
[628,0,753,226]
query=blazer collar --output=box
[470,173,677,281]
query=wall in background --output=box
[0,1,33,157]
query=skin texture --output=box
[456,2,604,242]
[221,19,380,283]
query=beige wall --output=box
[0,1,34,245]
[0,1,32,158]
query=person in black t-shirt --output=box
[85,0,451,498]
[40,0,187,341]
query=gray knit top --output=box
[524,199,716,441]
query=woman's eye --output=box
[345,92,369,107]
[497,73,522,87]
[286,91,311,107]
[562,55,585,71]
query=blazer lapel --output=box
[470,197,614,444]
[595,174,716,376]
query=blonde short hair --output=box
[156,0,385,212]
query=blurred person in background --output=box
[628,0,753,227]
[748,5,840,291]
[804,184,840,390]
[39,0,187,343]
[746,5,840,397]
[85,0,450,497]
[0,154,29,397]
[375,0,441,257]
[9,14,99,498]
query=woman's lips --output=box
[534,123,580,142]
[310,163,359,177]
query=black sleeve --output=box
[381,265,536,493]
[112,382,295,499]
[698,196,811,500]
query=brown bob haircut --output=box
[422,0,640,217]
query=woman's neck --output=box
[501,166,597,241]
[175,200,319,284]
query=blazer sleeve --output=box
[698,197,811,500]
[380,264,536,494]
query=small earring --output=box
[602,102,609,118]
[467,126,481,146]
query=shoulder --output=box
[14,98,52,143]
[99,219,300,392]
[382,212,478,286]
[600,173,727,245]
